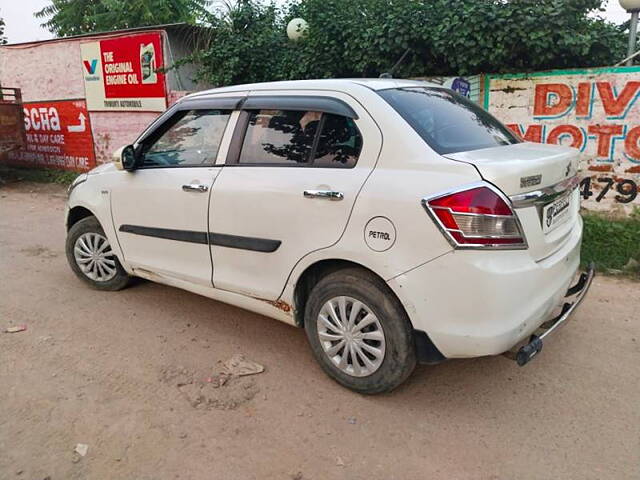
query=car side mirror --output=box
[113,144,138,171]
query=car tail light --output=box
[423,184,527,249]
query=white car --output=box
[65,79,594,393]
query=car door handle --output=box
[182,184,208,193]
[303,190,344,201]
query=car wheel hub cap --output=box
[73,232,117,282]
[317,296,386,377]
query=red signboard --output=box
[7,100,96,171]
[81,32,167,111]
[99,33,166,99]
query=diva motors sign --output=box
[485,67,640,213]
[7,100,96,171]
[80,32,167,112]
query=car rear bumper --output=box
[388,216,585,359]
[508,263,594,366]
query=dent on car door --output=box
[110,106,235,286]
[208,93,382,300]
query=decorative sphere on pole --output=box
[620,0,640,65]
[287,18,308,41]
[620,0,640,11]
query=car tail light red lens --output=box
[423,185,527,249]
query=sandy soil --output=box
[1,181,638,480]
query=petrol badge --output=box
[364,217,397,252]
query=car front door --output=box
[208,91,383,300]
[110,97,239,287]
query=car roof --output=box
[186,78,443,99]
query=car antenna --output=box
[379,48,411,79]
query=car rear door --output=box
[208,91,382,300]
[110,95,242,286]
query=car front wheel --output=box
[65,216,130,291]
[304,267,416,394]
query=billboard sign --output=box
[484,67,640,213]
[81,32,167,112]
[7,100,96,171]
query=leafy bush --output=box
[193,0,626,87]
[35,0,627,85]
[581,211,640,276]
[0,165,78,185]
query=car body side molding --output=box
[118,225,281,253]
[209,232,281,253]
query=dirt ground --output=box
[1,181,638,480]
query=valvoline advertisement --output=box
[80,32,167,112]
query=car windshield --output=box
[378,87,520,155]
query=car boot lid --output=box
[444,142,580,197]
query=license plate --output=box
[542,193,571,234]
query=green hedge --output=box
[581,211,640,276]
[0,165,78,185]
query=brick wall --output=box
[0,41,85,101]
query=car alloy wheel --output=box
[73,232,118,282]
[316,296,386,377]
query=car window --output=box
[378,87,520,155]
[239,109,321,165]
[142,109,231,167]
[313,114,362,168]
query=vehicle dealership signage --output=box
[7,100,96,171]
[485,67,640,213]
[80,32,167,112]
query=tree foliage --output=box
[191,1,287,86]
[35,0,210,37]
[34,0,628,85]
[193,0,626,87]
[0,9,7,45]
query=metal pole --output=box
[615,48,640,66]
[627,10,639,66]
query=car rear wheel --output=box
[304,267,416,394]
[65,216,130,291]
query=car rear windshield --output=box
[378,87,520,155]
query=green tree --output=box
[423,0,626,74]
[280,0,432,79]
[190,0,288,86]
[0,9,7,45]
[35,0,210,37]
[193,0,626,87]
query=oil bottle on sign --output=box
[140,43,157,84]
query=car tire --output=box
[65,216,131,291]
[304,267,417,394]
